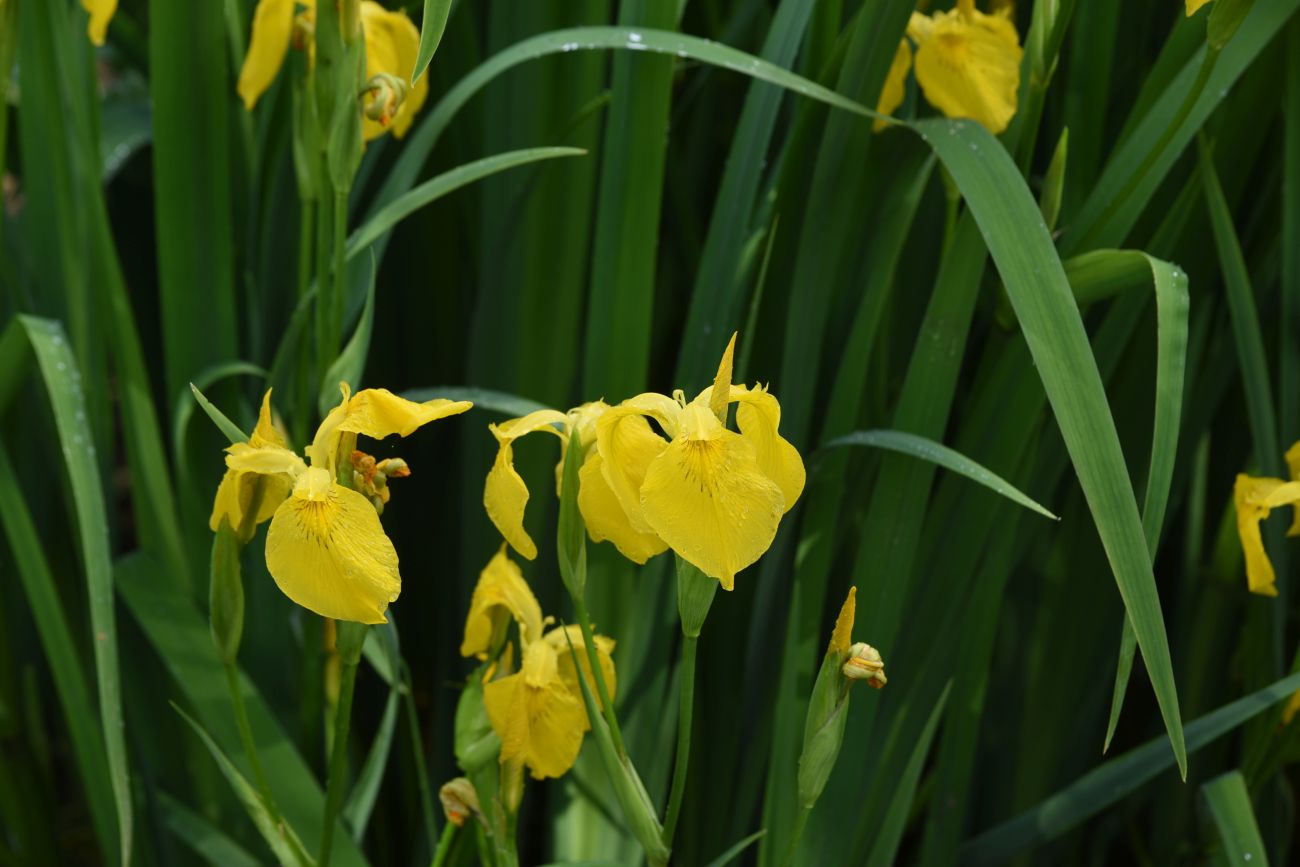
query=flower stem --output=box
[571,595,626,758]
[296,197,316,437]
[428,819,456,867]
[402,663,438,849]
[314,181,334,371]
[660,633,698,848]
[318,652,359,867]
[223,662,276,821]
[331,188,348,352]
[782,805,812,867]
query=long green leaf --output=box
[319,253,377,417]
[9,316,132,863]
[864,683,951,867]
[175,364,266,460]
[1202,771,1270,866]
[173,704,314,867]
[157,790,264,867]
[703,830,766,867]
[960,670,1300,864]
[822,430,1058,520]
[915,117,1187,776]
[412,0,453,83]
[345,148,588,258]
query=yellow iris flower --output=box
[462,550,616,780]
[483,335,805,590]
[237,0,429,140]
[81,0,117,45]
[875,0,1023,135]
[1232,471,1300,598]
[215,384,470,623]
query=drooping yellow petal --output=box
[483,641,589,779]
[731,385,805,513]
[249,389,289,449]
[596,399,677,534]
[339,388,473,439]
[81,0,117,46]
[461,547,545,659]
[1233,474,1300,598]
[544,624,617,713]
[483,410,568,559]
[1186,0,1213,14]
[578,451,669,563]
[224,442,309,477]
[359,2,427,140]
[639,403,785,590]
[828,586,856,655]
[238,0,297,111]
[874,38,913,132]
[264,467,400,623]
[912,7,1022,134]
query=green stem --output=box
[403,663,438,849]
[1072,46,1220,252]
[318,654,359,867]
[571,596,627,758]
[661,634,698,849]
[296,198,316,442]
[782,805,812,867]
[314,178,334,373]
[223,663,276,820]
[429,819,456,867]
[331,188,348,353]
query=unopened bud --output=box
[843,642,886,688]
[439,777,483,828]
[376,457,409,478]
[363,73,410,128]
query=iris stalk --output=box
[319,621,366,867]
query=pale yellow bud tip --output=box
[843,642,886,689]
[439,777,482,828]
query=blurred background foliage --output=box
[4,0,1300,864]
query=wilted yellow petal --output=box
[912,7,1022,134]
[639,403,785,590]
[596,399,676,534]
[483,641,588,779]
[264,467,400,623]
[544,624,617,713]
[1233,474,1300,598]
[874,38,913,132]
[731,385,805,513]
[1186,0,1212,14]
[461,547,545,659]
[340,388,473,439]
[81,0,117,46]
[483,410,568,559]
[579,451,668,564]
[238,0,297,110]
[829,587,856,655]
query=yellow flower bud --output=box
[439,777,483,828]
[843,642,887,689]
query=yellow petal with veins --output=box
[731,385,805,513]
[483,410,568,559]
[461,547,545,659]
[544,624,617,712]
[340,388,473,439]
[874,38,912,132]
[912,6,1022,134]
[81,0,118,46]
[639,403,785,590]
[1233,474,1300,598]
[237,0,296,110]
[265,467,400,623]
[483,641,588,779]
[579,451,669,563]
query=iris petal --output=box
[461,547,545,659]
[483,410,568,559]
[484,641,589,779]
[731,385,805,513]
[82,0,118,46]
[339,388,472,439]
[265,468,400,623]
[1233,474,1300,598]
[237,0,297,110]
[596,401,675,534]
[639,404,785,590]
[912,7,1022,134]
[579,451,668,563]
